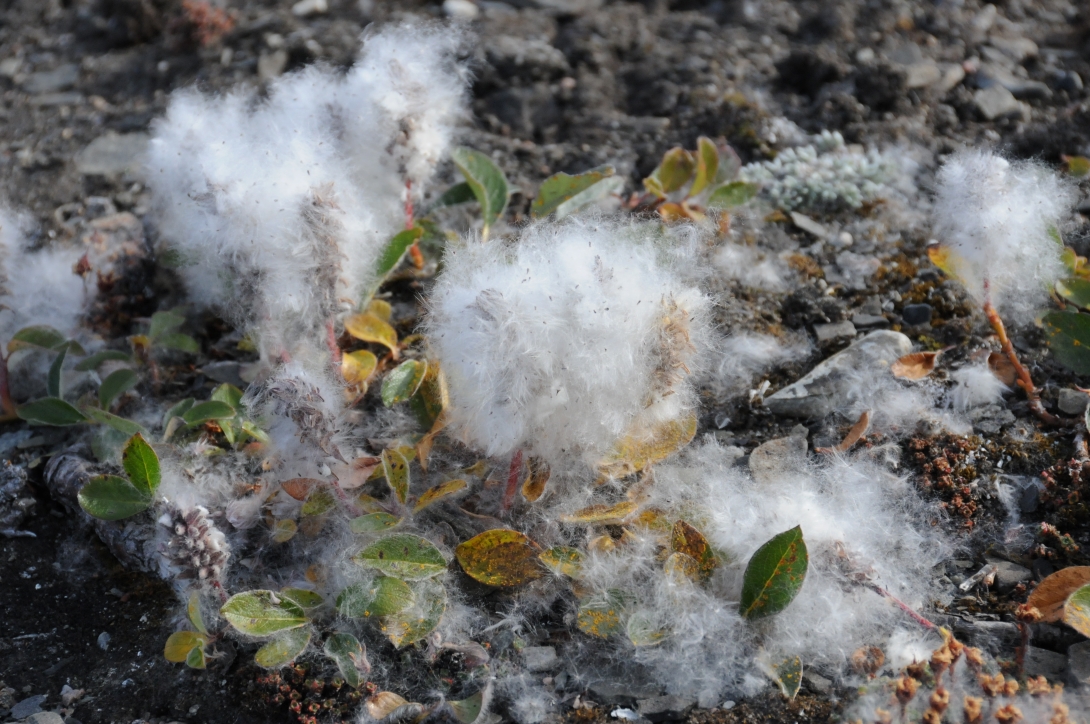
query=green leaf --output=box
[17,397,88,426]
[382,359,427,408]
[77,474,151,520]
[158,333,200,354]
[430,181,477,211]
[350,512,401,534]
[739,525,808,619]
[353,533,446,580]
[576,590,629,639]
[122,433,161,497]
[337,576,414,618]
[324,632,366,689]
[449,692,484,724]
[188,591,208,635]
[1043,311,1090,376]
[280,588,324,612]
[707,181,759,210]
[451,147,509,231]
[211,382,243,410]
[1057,278,1090,309]
[1065,155,1090,178]
[99,368,138,409]
[163,398,195,428]
[84,407,147,436]
[539,546,583,578]
[531,168,618,219]
[773,656,803,700]
[301,488,336,517]
[47,345,68,398]
[183,400,236,426]
[646,147,695,197]
[164,631,206,663]
[148,310,186,341]
[1064,584,1090,637]
[381,578,446,648]
[8,325,66,353]
[375,227,424,282]
[220,590,309,636]
[689,137,720,197]
[255,626,311,668]
[75,349,132,372]
[185,645,207,669]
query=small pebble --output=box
[901,303,932,326]
[97,632,110,651]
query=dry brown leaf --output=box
[521,456,550,503]
[987,352,1016,386]
[598,414,698,480]
[281,478,320,501]
[1026,566,1090,623]
[364,691,410,719]
[331,458,381,490]
[818,410,871,454]
[671,520,717,582]
[891,352,940,381]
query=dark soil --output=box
[4,0,1090,722]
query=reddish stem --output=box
[868,583,936,630]
[502,449,523,513]
[1016,622,1029,679]
[330,477,362,518]
[981,300,1070,427]
[404,179,414,230]
[325,320,342,366]
[210,579,229,604]
[0,353,17,422]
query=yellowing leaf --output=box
[1027,566,1090,623]
[337,576,414,618]
[271,519,297,543]
[164,631,206,663]
[926,244,967,282]
[381,448,410,505]
[663,551,701,583]
[658,202,688,223]
[626,611,668,647]
[598,414,697,479]
[670,520,718,582]
[560,500,639,525]
[342,350,378,387]
[413,478,468,513]
[576,590,629,639]
[521,457,550,502]
[1064,155,1090,178]
[344,313,398,357]
[382,578,447,648]
[366,298,393,322]
[456,529,543,587]
[891,352,939,380]
[1065,585,1090,637]
[382,359,427,407]
[689,137,719,197]
[365,692,411,720]
[255,626,311,668]
[539,546,583,578]
[301,488,336,517]
[353,533,446,580]
[646,147,695,196]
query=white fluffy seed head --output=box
[425,218,713,472]
[948,362,1008,410]
[147,23,468,361]
[931,149,1076,322]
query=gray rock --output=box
[1058,389,1089,416]
[0,57,21,78]
[21,64,79,94]
[10,695,47,720]
[968,404,1016,434]
[1024,646,1067,679]
[29,92,82,106]
[522,645,559,672]
[1058,71,1084,93]
[442,0,480,17]
[803,671,832,694]
[987,559,1032,593]
[290,0,327,15]
[523,0,604,14]
[765,331,912,418]
[789,211,827,238]
[903,61,941,89]
[902,303,932,326]
[258,50,288,81]
[1067,641,1090,687]
[201,361,247,389]
[974,85,1027,121]
[935,63,966,94]
[25,713,64,724]
[749,434,807,485]
[587,681,662,708]
[75,132,149,177]
[637,696,696,722]
[987,36,1038,62]
[851,313,889,330]
[813,321,856,345]
[976,64,1051,100]
[953,619,1019,654]
[487,36,570,80]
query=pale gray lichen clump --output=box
[740,131,893,212]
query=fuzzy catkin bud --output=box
[159,505,229,583]
[995,704,1023,724]
[963,696,983,724]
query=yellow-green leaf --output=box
[521,457,550,502]
[598,414,698,479]
[382,578,447,648]
[413,479,467,513]
[381,448,410,505]
[350,512,401,534]
[342,350,378,386]
[539,547,583,578]
[301,488,336,517]
[646,147,695,196]
[337,576,414,618]
[353,533,447,580]
[365,692,412,720]
[186,645,206,669]
[456,529,543,587]
[559,500,639,525]
[452,147,510,231]
[324,632,367,689]
[271,519,297,543]
[220,590,308,636]
[187,591,208,635]
[255,626,311,668]
[689,137,719,197]
[1064,155,1090,177]
[382,359,427,407]
[344,312,398,356]
[164,631,206,663]
[927,244,968,282]
[706,181,758,210]
[576,590,628,639]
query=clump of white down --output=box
[148,23,467,361]
[548,440,947,710]
[0,205,86,341]
[425,219,713,473]
[931,149,1076,324]
[948,362,1008,410]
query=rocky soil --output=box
[3,0,1090,722]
